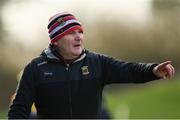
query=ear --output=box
[53,42,58,46]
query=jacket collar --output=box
[44,47,59,60]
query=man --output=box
[8,12,175,119]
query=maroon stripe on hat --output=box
[50,22,82,39]
[63,16,76,21]
[48,22,59,33]
[51,25,83,43]
[47,14,73,29]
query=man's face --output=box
[54,29,84,59]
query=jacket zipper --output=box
[66,64,72,118]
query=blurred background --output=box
[0,0,180,119]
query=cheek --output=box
[80,35,84,41]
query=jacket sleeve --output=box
[8,62,36,118]
[100,55,160,84]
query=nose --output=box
[75,32,82,41]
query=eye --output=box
[69,31,75,35]
[78,30,83,34]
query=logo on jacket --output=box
[44,72,53,75]
[81,66,89,75]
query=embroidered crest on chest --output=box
[81,66,89,75]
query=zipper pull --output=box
[66,64,69,70]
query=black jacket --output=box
[8,47,159,119]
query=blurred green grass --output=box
[105,78,180,119]
[0,110,7,119]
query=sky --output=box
[2,0,153,49]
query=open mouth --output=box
[74,44,81,47]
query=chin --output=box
[73,50,82,56]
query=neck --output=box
[59,53,78,60]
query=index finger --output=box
[158,61,172,68]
